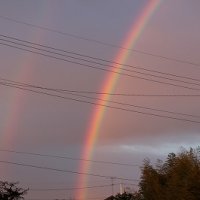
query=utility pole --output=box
[120,181,124,194]
[110,177,116,196]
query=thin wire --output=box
[0,38,197,88]
[2,76,200,97]
[29,183,118,191]
[30,182,138,192]
[26,197,106,200]
[1,82,200,124]
[27,196,107,200]
[1,42,200,92]
[0,15,200,67]
[29,183,138,192]
[56,90,200,118]
[2,80,200,119]
[1,34,200,83]
[0,160,139,182]
[0,149,139,167]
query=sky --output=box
[0,0,200,199]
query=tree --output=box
[0,181,28,200]
[104,192,142,200]
[139,147,200,200]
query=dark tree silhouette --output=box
[104,192,142,200]
[0,181,28,200]
[139,147,200,200]
[105,147,200,200]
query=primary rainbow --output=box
[76,0,162,199]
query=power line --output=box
[2,80,200,119]
[0,15,200,67]
[26,197,106,200]
[1,81,200,124]
[2,75,200,97]
[29,184,118,191]
[1,35,200,91]
[49,91,200,119]
[1,41,200,92]
[0,160,139,182]
[0,149,139,167]
[1,33,200,84]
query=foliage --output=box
[139,147,200,200]
[104,192,142,200]
[0,181,28,200]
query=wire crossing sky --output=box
[0,15,200,67]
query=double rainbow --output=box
[77,0,161,199]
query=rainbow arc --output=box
[77,0,162,199]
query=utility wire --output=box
[2,75,200,97]
[2,80,200,119]
[29,183,118,191]
[1,81,200,124]
[29,182,138,192]
[1,41,200,92]
[27,196,106,200]
[26,197,106,200]
[1,35,200,90]
[0,15,200,67]
[1,34,200,84]
[0,160,139,182]
[0,149,139,167]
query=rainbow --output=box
[0,4,53,178]
[77,0,162,199]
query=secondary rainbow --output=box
[0,4,53,178]
[76,0,162,199]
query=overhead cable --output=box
[0,160,139,182]
[1,34,200,84]
[29,183,118,191]
[0,15,200,67]
[2,80,200,119]
[1,81,200,124]
[0,149,139,167]
[1,75,200,97]
[1,41,200,91]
